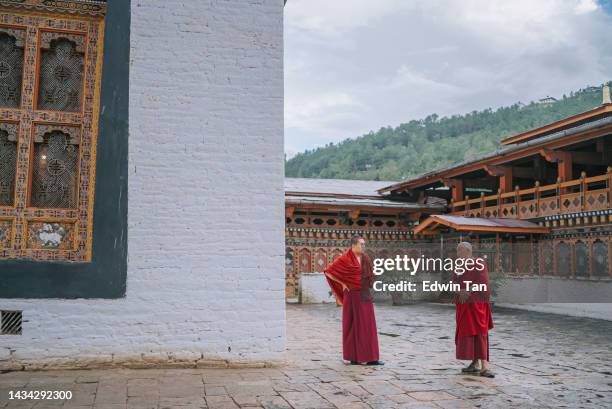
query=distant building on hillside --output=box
[535,96,558,106]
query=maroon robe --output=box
[324,249,380,362]
[454,259,494,361]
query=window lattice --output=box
[0,129,17,206]
[593,240,609,276]
[557,242,571,276]
[37,38,84,112]
[0,31,23,108]
[575,241,588,276]
[30,131,79,209]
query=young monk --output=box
[454,241,495,378]
[324,235,384,365]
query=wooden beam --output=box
[417,191,426,204]
[484,165,533,179]
[484,165,513,193]
[441,178,463,201]
[539,149,573,182]
[560,151,607,166]
[463,177,498,190]
[349,209,360,221]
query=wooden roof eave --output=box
[286,191,392,200]
[501,104,612,145]
[413,216,550,235]
[378,117,612,194]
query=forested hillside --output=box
[285,83,610,181]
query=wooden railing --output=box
[450,167,612,219]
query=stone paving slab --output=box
[1,303,612,408]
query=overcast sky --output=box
[284,0,612,157]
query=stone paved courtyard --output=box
[1,303,612,409]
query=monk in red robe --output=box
[454,241,495,378]
[324,235,383,365]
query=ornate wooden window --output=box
[557,241,571,276]
[574,240,588,277]
[592,239,608,277]
[0,0,106,262]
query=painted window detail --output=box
[0,1,106,262]
[0,30,24,108]
[37,35,84,112]
[0,124,17,206]
[30,129,80,208]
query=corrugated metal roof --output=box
[434,215,543,229]
[285,177,446,210]
[286,195,444,209]
[285,178,398,197]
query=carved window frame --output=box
[0,0,106,262]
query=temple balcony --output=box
[450,167,612,221]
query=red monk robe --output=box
[454,259,494,361]
[324,249,380,363]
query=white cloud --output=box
[285,91,364,131]
[284,0,612,154]
[575,0,599,13]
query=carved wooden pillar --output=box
[556,177,562,215]
[485,165,513,194]
[496,189,501,217]
[588,239,595,279]
[540,149,573,193]
[514,185,520,218]
[580,171,586,211]
[609,239,612,278]
[534,181,540,217]
[607,166,612,209]
[441,178,464,202]
[480,192,485,214]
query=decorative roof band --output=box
[0,0,107,17]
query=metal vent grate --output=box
[1,310,22,335]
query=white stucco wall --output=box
[300,273,336,304]
[497,303,612,321]
[496,277,612,320]
[0,0,285,370]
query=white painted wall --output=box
[497,303,612,321]
[496,277,612,320]
[300,273,336,304]
[0,0,285,369]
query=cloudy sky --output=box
[284,0,612,157]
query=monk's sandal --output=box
[462,363,480,373]
[479,369,495,378]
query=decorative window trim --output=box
[0,0,106,262]
[0,0,129,299]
